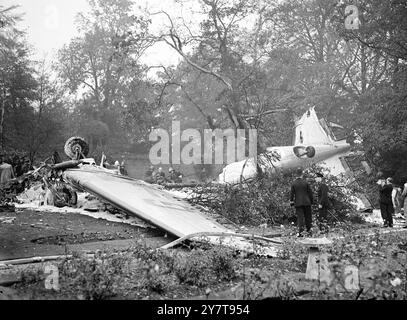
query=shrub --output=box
[173,249,211,287]
[19,268,45,286]
[210,246,236,281]
[139,261,169,294]
[188,165,358,226]
[59,251,130,300]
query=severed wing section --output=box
[63,165,279,256]
[63,167,229,237]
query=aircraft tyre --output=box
[64,137,89,160]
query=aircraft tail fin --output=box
[294,107,334,145]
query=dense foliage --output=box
[15,230,407,300]
[0,0,406,180]
[188,166,359,226]
[0,6,66,162]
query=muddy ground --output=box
[0,208,172,261]
[1,206,407,300]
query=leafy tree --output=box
[0,5,37,151]
[340,0,407,183]
[0,6,67,162]
[56,0,155,153]
[155,0,293,133]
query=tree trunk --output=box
[0,88,6,151]
[360,44,367,94]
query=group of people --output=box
[377,176,407,228]
[289,167,329,237]
[144,166,183,185]
[290,167,407,236]
[100,153,128,175]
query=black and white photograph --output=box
[0,0,406,307]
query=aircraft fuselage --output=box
[218,141,351,183]
[264,141,351,171]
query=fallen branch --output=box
[162,182,199,189]
[0,254,73,266]
[159,231,282,250]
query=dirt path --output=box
[0,208,173,261]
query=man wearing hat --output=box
[290,167,314,236]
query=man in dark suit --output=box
[290,167,314,236]
[316,173,329,232]
[378,177,394,227]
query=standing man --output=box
[120,156,128,176]
[315,173,329,232]
[392,184,402,215]
[21,156,31,174]
[401,182,407,228]
[378,177,394,227]
[290,167,314,237]
[0,156,15,183]
[155,167,167,184]
[114,161,121,175]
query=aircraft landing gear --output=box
[64,137,89,160]
[293,145,316,158]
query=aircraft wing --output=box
[63,165,279,256]
[294,107,333,145]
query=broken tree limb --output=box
[0,273,21,287]
[0,254,73,266]
[159,231,282,250]
[162,182,199,189]
[240,158,250,184]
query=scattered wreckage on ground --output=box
[3,137,282,256]
[0,108,374,256]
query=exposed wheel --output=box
[305,146,316,158]
[59,187,78,206]
[293,146,316,158]
[68,190,78,206]
[64,137,89,160]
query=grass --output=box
[13,241,239,300]
[11,225,407,300]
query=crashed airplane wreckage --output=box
[218,107,372,210]
[219,107,352,183]
[38,137,280,256]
